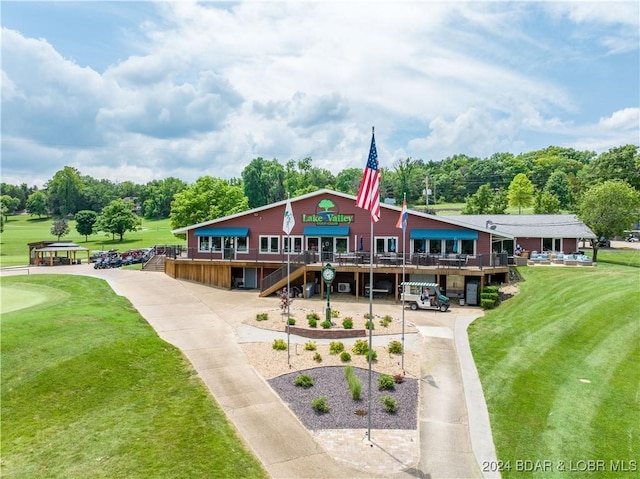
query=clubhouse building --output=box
[168,189,595,305]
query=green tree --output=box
[141,177,187,219]
[50,219,70,240]
[95,199,141,241]
[75,210,98,241]
[544,170,572,210]
[393,158,419,201]
[0,183,27,210]
[578,180,640,261]
[80,176,118,212]
[584,145,640,191]
[334,168,362,195]
[242,158,285,208]
[170,176,249,231]
[0,195,21,221]
[46,166,84,216]
[508,173,534,214]
[534,191,562,214]
[26,190,48,218]
[463,184,494,214]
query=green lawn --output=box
[0,215,181,267]
[469,264,640,478]
[0,274,268,479]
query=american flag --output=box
[396,197,407,231]
[356,129,380,222]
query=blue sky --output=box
[2,1,638,187]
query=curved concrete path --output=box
[3,265,499,478]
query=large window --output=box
[260,236,280,253]
[542,237,562,252]
[199,236,210,251]
[428,239,442,254]
[283,236,303,253]
[375,236,398,253]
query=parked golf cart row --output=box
[91,248,154,269]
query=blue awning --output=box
[410,229,478,240]
[303,226,350,236]
[194,227,249,237]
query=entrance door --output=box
[223,237,236,259]
[321,237,333,262]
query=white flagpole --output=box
[367,219,374,439]
[401,193,406,371]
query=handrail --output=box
[260,251,309,292]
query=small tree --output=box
[26,191,49,218]
[507,173,534,214]
[95,199,141,241]
[578,180,640,261]
[75,210,98,241]
[51,219,70,240]
[534,191,561,214]
[0,195,20,221]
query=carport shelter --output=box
[30,242,90,266]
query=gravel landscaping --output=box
[268,365,418,430]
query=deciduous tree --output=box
[95,199,141,241]
[75,210,98,241]
[508,173,534,214]
[26,191,48,218]
[51,219,69,240]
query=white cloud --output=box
[598,108,640,130]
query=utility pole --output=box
[425,175,429,209]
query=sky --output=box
[1,1,639,188]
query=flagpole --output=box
[401,193,406,371]
[367,218,374,439]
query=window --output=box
[542,238,561,252]
[211,237,222,252]
[335,237,348,253]
[283,236,303,253]
[260,236,280,253]
[198,236,210,251]
[428,239,442,254]
[460,240,475,255]
[375,236,398,253]
[236,236,248,253]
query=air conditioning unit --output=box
[338,282,351,293]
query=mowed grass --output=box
[0,215,181,268]
[469,264,640,478]
[0,274,268,479]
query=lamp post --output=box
[321,263,336,324]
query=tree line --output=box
[1,144,639,244]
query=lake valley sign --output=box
[301,198,355,225]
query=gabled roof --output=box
[172,188,511,237]
[443,214,596,239]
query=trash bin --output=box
[305,283,315,299]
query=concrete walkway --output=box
[4,265,499,478]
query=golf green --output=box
[1,285,48,314]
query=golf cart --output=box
[401,282,450,312]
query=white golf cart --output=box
[401,282,450,312]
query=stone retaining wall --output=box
[287,325,367,339]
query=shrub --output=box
[344,366,362,400]
[364,313,373,319]
[483,285,499,295]
[321,319,332,329]
[378,374,395,391]
[304,341,317,351]
[308,317,318,328]
[256,312,269,321]
[307,312,320,321]
[272,338,287,350]
[294,374,314,388]
[367,349,378,362]
[380,395,398,413]
[352,339,369,355]
[388,340,403,355]
[481,298,497,310]
[342,317,353,329]
[380,315,393,327]
[481,292,499,302]
[331,309,340,318]
[393,373,405,384]
[340,351,351,362]
[287,317,296,326]
[313,352,322,362]
[311,396,329,413]
[365,320,375,330]
[329,341,345,355]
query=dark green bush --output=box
[294,374,314,388]
[365,320,375,330]
[483,285,499,294]
[367,349,378,362]
[308,318,318,328]
[379,315,392,327]
[307,312,320,321]
[481,298,496,310]
[311,396,329,413]
[313,352,322,362]
[256,312,269,321]
[342,317,353,329]
[377,374,395,391]
[321,319,332,329]
[388,340,403,354]
[287,317,296,326]
[340,351,351,362]
[380,395,397,413]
